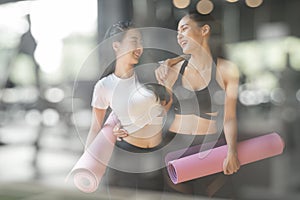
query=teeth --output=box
[134,51,140,57]
[180,41,187,46]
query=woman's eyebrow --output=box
[130,36,139,40]
[178,23,189,31]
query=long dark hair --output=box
[101,20,134,78]
[101,21,171,105]
[187,12,226,59]
[144,83,171,105]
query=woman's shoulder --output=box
[217,58,239,81]
[167,60,185,79]
[100,73,117,83]
[94,74,114,89]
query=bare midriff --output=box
[123,124,162,148]
[169,114,217,135]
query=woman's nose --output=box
[177,33,183,44]
[177,32,183,40]
[136,47,143,55]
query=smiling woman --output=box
[155,12,240,198]
[70,21,171,193]
[85,21,171,149]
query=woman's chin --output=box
[182,49,189,55]
[135,57,140,62]
[131,59,139,65]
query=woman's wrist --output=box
[227,146,238,155]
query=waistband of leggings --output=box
[116,138,162,153]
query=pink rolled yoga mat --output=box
[167,132,285,184]
[69,113,118,193]
[164,138,226,166]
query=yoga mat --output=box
[167,132,285,184]
[69,113,118,193]
[164,138,226,166]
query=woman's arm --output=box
[222,61,241,175]
[155,55,185,85]
[85,107,106,149]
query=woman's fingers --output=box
[155,62,167,84]
[223,159,238,175]
[155,56,185,84]
[113,123,128,139]
[113,122,121,132]
[155,68,163,84]
[117,130,129,138]
[161,61,168,77]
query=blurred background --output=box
[0,0,300,199]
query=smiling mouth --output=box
[133,50,142,58]
[180,40,187,48]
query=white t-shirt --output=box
[91,73,164,134]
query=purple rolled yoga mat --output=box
[69,113,118,193]
[167,132,285,184]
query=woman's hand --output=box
[155,60,170,85]
[223,150,240,175]
[113,123,129,141]
[155,56,185,84]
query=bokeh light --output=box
[270,88,286,105]
[246,0,263,8]
[25,109,42,126]
[42,108,60,126]
[173,0,191,9]
[44,87,65,103]
[196,0,214,15]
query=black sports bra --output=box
[172,57,225,120]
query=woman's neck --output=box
[114,60,134,78]
[189,44,213,72]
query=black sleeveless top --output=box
[172,57,225,120]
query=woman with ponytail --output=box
[155,12,240,198]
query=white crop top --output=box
[91,73,164,134]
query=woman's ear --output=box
[201,24,210,36]
[112,41,120,52]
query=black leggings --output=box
[105,139,165,191]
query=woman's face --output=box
[114,29,143,65]
[177,16,204,54]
